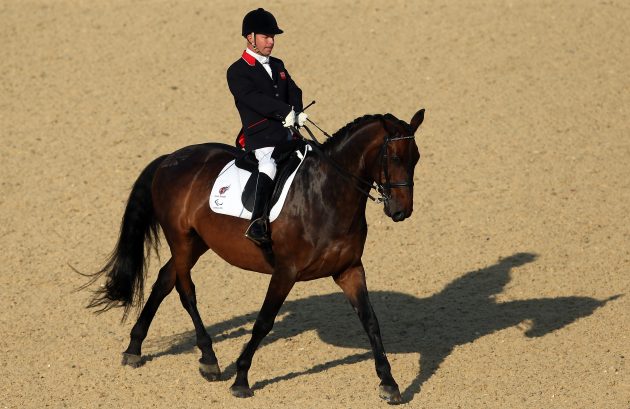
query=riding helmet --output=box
[242,8,283,36]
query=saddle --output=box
[209,140,310,222]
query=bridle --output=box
[377,134,416,202]
[295,124,416,204]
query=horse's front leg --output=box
[334,264,402,404]
[231,273,295,398]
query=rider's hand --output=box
[282,110,296,128]
[297,112,308,127]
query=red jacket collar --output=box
[241,50,256,66]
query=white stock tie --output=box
[260,57,272,79]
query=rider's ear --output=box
[410,109,425,134]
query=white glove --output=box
[282,110,296,128]
[297,112,308,127]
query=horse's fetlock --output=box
[236,358,252,371]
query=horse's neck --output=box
[291,122,383,232]
[325,122,383,181]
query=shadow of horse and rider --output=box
[144,252,620,401]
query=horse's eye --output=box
[391,155,402,164]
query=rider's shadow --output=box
[146,252,620,402]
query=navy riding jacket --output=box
[227,51,303,150]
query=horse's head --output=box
[376,109,423,222]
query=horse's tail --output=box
[84,154,168,321]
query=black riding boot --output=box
[245,173,274,246]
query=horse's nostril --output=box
[392,211,405,222]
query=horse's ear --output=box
[410,109,425,134]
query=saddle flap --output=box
[241,153,302,212]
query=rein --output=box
[291,122,415,204]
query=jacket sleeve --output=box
[227,65,293,120]
[285,69,303,112]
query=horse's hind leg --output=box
[231,274,295,398]
[334,264,402,404]
[173,237,221,381]
[122,259,176,367]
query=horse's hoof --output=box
[199,362,221,381]
[379,384,403,405]
[121,353,144,368]
[230,384,254,398]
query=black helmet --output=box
[241,8,283,37]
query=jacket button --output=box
[273,85,278,88]
[275,93,279,97]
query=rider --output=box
[227,8,307,246]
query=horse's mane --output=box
[322,113,412,150]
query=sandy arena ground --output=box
[1,1,628,408]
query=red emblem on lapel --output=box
[279,71,286,80]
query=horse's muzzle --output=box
[391,211,406,222]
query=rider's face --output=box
[249,33,275,56]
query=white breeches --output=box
[254,147,277,180]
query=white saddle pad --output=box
[209,145,311,222]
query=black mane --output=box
[321,113,412,149]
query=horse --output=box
[86,108,424,404]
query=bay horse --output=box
[87,109,424,403]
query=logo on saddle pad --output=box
[218,185,230,195]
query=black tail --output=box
[84,155,168,321]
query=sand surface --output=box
[1,1,628,408]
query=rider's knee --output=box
[258,160,277,180]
